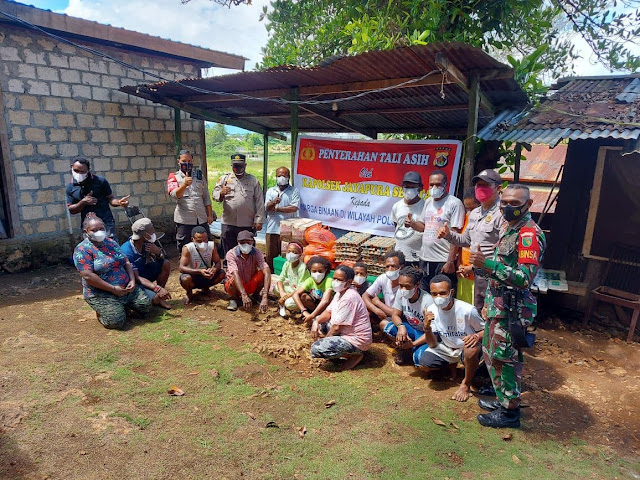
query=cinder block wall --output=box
[0,24,204,245]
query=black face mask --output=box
[501,203,528,222]
[180,162,193,175]
[232,164,246,175]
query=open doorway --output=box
[0,135,10,238]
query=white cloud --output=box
[63,0,270,71]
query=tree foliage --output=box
[259,0,640,99]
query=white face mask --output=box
[311,271,325,283]
[332,279,347,292]
[430,186,446,199]
[146,233,157,243]
[403,188,419,201]
[72,171,88,183]
[196,241,208,250]
[276,176,289,186]
[398,287,416,300]
[386,268,400,280]
[239,243,253,254]
[353,275,366,285]
[433,294,452,308]
[88,229,107,243]
[286,252,300,263]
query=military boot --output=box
[477,407,520,428]
[477,398,502,412]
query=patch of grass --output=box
[85,348,120,372]
[109,412,152,430]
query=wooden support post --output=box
[263,132,269,198]
[174,107,182,159]
[463,74,480,191]
[290,87,299,175]
[514,143,522,183]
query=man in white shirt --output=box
[407,170,465,289]
[362,251,405,327]
[264,166,300,271]
[391,171,425,267]
[412,274,485,402]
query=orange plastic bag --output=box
[303,243,336,263]
[304,224,336,248]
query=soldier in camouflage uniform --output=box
[469,184,545,428]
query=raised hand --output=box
[437,221,450,239]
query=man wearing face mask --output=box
[413,274,485,402]
[213,154,265,256]
[66,157,131,237]
[437,169,504,312]
[265,166,300,271]
[363,251,406,326]
[120,218,172,309]
[224,230,271,312]
[407,170,464,290]
[179,226,225,304]
[469,184,546,429]
[168,150,215,253]
[391,171,425,267]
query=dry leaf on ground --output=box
[168,386,185,396]
[297,426,307,439]
[187,371,199,376]
[432,418,447,427]
[511,454,521,465]
[244,412,256,420]
[325,400,336,408]
[450,422,459,430]
[265,421,279,429]
[503,433,513,441]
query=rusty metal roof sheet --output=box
[478,75,640,148]
[503,144,566,183]
[120,43,528,137]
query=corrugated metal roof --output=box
[503,144,566,183]
[478,75,640,148]
[120,43,528,137]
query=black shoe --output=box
[477,407,521,428]
[477,398,502,412]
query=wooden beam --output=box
[299,105,376,138]
[336,104,468,117]
[133,90,285,140]
[180,74,452,105]
[232,112,315,120]
[463,73,480,191]
[376,128,468,136]
[514,143,522,182]
[435,53,495,116]
[263,133,269,199]
[0,81,19,236]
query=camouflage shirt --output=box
[482,213,546,324]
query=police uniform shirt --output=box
[167,169,211,225]
[213,172,265,227]
[447,199,504,257]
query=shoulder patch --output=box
[518,227,540,265]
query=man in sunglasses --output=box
[469,184,546,429]
[167,149,215,253]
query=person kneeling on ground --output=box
[179,226,225,304]
[224,230,271,312]
[120,218,172,309]
[412,274,485,402]
[74,213,152,329]
[310,265,373,370]
[380,266,434,365]
[363,251,405,328]
[352,262,371,296]
[292,255,334,325]
[273,242,309,318]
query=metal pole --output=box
[174,107,182,158]
[463,74,480,191]
[263,132,269,199]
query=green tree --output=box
[259,0,640,100]
[205,123,228,149]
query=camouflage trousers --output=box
[85,286,152,330]
[482,317,524,409]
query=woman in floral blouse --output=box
[73,213,151,329]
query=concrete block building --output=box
[0,0,244,271]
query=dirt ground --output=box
[1,260,639,479]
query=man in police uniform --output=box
[469,184,545,428]
[437,169,504,311]
[213,154,265,255]
[167,149,215,253]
